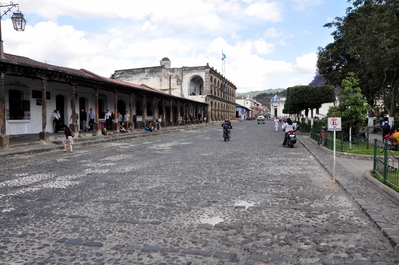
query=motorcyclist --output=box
[221,119,232,138]
[282,118,296,146]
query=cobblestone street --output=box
[0,121,398,265]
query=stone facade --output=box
[111,57,237,122]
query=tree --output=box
[317,0,399,115]
[283,85,335,117]
[308,71,325,86]
[327,72,370,133]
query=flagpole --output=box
[221,50,226,75]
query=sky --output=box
[2,0,349,93]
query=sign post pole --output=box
[328,117,342,182]
[333,130,336,182]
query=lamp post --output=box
[0,2,26,59]
[0,2,24,147]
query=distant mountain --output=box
[236,89,285,98]
[236,89,286,108]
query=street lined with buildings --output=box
[0,121,398,264]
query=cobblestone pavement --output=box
[0,121,398,265]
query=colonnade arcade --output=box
[0,55,208,147]
[208,99,236,121]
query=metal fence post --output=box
[367,127,370,149]
[384,142,388,183]
[341,133,344,152]
[373,139,377,172]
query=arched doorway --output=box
[117,99,126,117]
[189,76,204,95]
[79,97,86,113]
[99,95,107,119]
[56,94,65,126]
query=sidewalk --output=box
[0,123,210,157]
[298,133,399,255]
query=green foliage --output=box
[318,0,399,115]
[283,85,335,115]
[327,73,371,131]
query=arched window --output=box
[189,76,204,96]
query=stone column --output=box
[0,72,8,147]
[152,97,156,123]
[70,84,78,134]
[142,95,147,127]
[113,91,118,131]
[169,99,173,125]
[38,78,49,141]
[162,99,166,127]
[129,94,133,122]
[177,101,181,120]
[92,88,100,134]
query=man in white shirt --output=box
[105,109,112,130]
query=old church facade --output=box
[111,57,237,122]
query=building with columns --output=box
[0,54,207,147]
[111,57,237,122]
[236,97,264,118]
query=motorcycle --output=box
[286,130,296,148]
[223,129,230,141]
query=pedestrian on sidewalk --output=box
[105,109,112,130]
[123,111,130,128]
[80,108,87,132]
[53,110,60,133]
[88,108,95,131]
[117,112,123,125]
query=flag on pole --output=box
[222,52,226,60]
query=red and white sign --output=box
[328,117,341,131]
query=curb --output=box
[0,124,213,158]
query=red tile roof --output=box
[4,53,162,94]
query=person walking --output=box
[117,112,123,125]
[88,108,95,131]
[123,111,130,127]
[62,124,74,153]
[53,110,60,133]
[80,108,87,132]
[105,109,112,130]
[274,117,279,131]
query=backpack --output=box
[383,122,391,135]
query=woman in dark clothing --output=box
[62,124,74,152]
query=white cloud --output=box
[264,28,283,38]
[9,0,330,93]
[4,20,99,65]
[287,77,307,87]
[291,0,323,11]
[253,38,275,55]
[294,52,318,74]
[244,1,282,22]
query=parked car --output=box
[257,115,265,124]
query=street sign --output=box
[328,117,341,131]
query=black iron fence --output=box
[373,139,399,191]
[310,127,374,152]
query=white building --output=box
[270,94,335,118]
